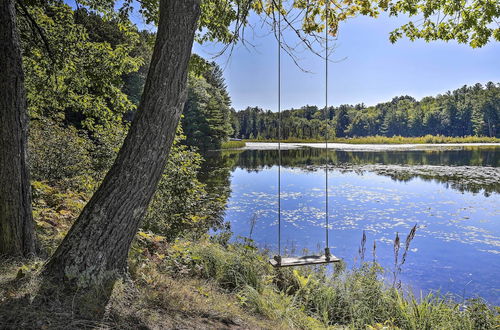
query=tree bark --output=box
[0,0,36,257]
[44,0,201,283]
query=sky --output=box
[131,8,500,111]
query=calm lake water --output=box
[201,144,500,305]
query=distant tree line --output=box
[232,83,500,140]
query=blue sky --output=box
[132,9,499,111]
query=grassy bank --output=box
[2,235,499,328]
[245,135,500,144]
[1,183,498,329]
[221,140,246,149]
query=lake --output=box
[201,143,500,305]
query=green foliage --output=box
[77,0,500,49]
[28,118,221,243]
[73,9,155,108]
[28,117,127,190]
[28,119,94,189]
[18,2,138,193]
[20,3,219,243]
[234,83,500,140]
[142,129,221,241]
[182,64,234,150]
[387,0,500,48]
[20,1,141,133]
[139,238,499,329]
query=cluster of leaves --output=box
[387,0,500,48]
[20,2,141,133]
[233,82,500,140]
[28,118,94,188]
[74,0,500,73]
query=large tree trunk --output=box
[44,0,201,283]
[0,0,36,257]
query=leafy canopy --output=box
[20,2,142,132]
[77,0,499,49]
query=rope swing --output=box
[270,0,340,267]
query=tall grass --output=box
[155,232,499,329]
[245,135,500,144]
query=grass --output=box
[0,253,274,329]
[131,234,499,329]
[1,232,499,329]
[245,135,500,144]
[221,140,246,149]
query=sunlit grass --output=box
[245,135,500,144]
[221,140,246,149]
[150,234,499,329]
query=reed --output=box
[155,232,498,329]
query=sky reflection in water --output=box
[212,147,500,305]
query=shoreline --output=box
[243,142,500,151]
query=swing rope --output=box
[324,0,331,258]
[275,1,332,264]
[277,0,282,259]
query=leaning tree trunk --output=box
[44,0,201,283]
[0,0,36,257]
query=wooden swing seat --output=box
[269,254,340,267]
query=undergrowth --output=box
[130,233,500,329]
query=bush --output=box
[142,129,227,241]
[142,142,209,241]
[29,119,94,189]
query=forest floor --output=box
[0,258,277,329]
[2,236,499,329]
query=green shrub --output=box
[142,129,227,241]
[188,241,269,292]
[29,119,94,189]
[142,142,210,241]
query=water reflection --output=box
[204,147,500,195]
[199,146,500,305]
[225,147,499,169]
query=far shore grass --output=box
[244,135,500,144]
[221,140,246,149]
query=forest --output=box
[1,0,499,328]
[232,83,500,140]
